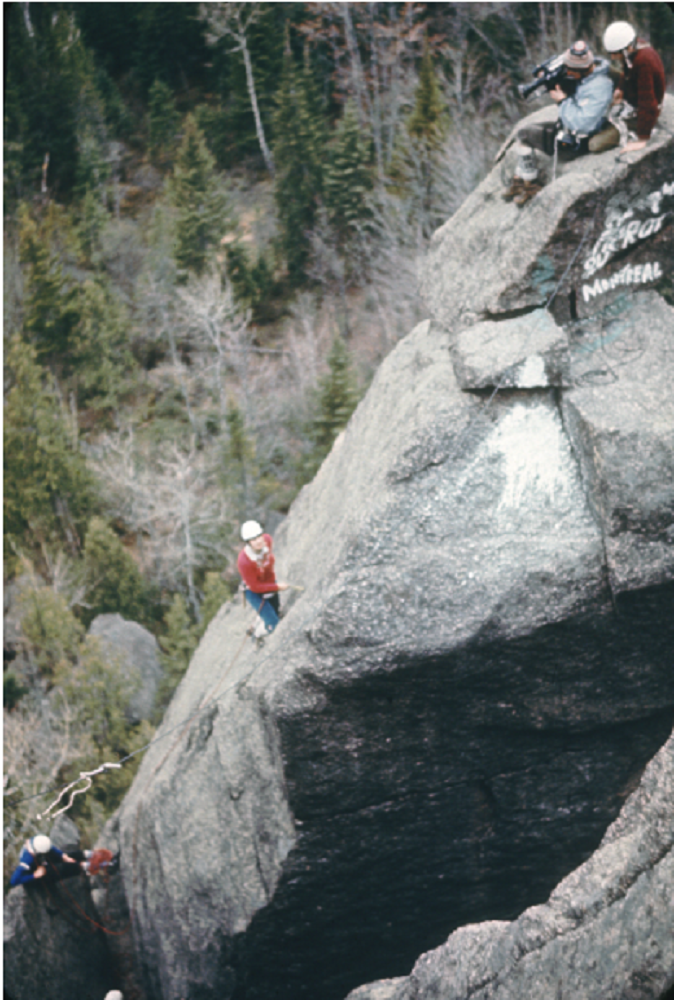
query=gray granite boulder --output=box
[89,613,163,723]
[346,730,674,1000]
[451,308,569,389]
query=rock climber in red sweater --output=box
[603,21,666,153]
[237,520,289,638]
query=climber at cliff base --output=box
[9,835,118,886]
[504,40,617,206]
[603,20,666,153]
[237,520,289,641]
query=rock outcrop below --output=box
[346,730,674,1000]
[3,818,119,1000]
[89,613,163,723]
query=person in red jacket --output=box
[237,520,288,638]
[603,21,666,153]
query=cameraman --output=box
[504,41,617,206]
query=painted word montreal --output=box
[582,260,663,303]
[582,179,673,279]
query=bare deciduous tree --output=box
[90,432,228,619]
[201,2,275,176]
[176,270,251,419]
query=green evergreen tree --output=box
[4,5,98,199]
[195,572,232,641]
[324,100,374,250]
[407,47,448,148]
[3,335,98,563]
[221,398,257,518]
[402,47,450,237]
[70,278,136,413]
[82,518,147,625]
[19,204,80,364]
[156,593,199,711]
[148,79,181,164]
[168,115,229,277]
[302,334,359,482]
[272,45,326,284]
[20,203,135,414]
[18,586,84,681]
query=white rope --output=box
[37,762,122,822]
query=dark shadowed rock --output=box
[89,613,163,723]
[346,730,674,1000]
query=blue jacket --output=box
[10,842,65,886]
[558,60,613,135]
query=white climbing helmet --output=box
[104,992,124,1000]
[603,21,636,53]
[32,835,51,854]
[241,520,263,542]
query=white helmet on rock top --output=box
[603,21,636,52]
[241,520,263,541]
[32,835,51,854]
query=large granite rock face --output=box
[110,104,674,1000]
[89,612,163,723]
[346,730,674,1000]
[11,105,672,1000]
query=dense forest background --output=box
[4,1,674,878]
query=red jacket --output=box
[237,534,279,594]
[620,42,666,138]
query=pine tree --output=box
[407,47,448,149]
[221,398,257,518]
[148,79,181,164]
[82,518,147,625]
[302,334,359,482]
[272,45,327,284]
[157,593,198,710]
[70,278,136,413]
[324,100,374,250]
[19,204,80,364]
[3,335,98,562]
[403,46,449,236]
[169,114,229,277]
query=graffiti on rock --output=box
[582,179,673,279]
[582,260,663,303]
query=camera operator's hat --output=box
[563,41,594,70]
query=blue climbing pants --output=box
[244,591,280,633]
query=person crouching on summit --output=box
[238,520,289,638]
[504,41,617,206]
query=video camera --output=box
[518,53,581,100]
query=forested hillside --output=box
[4,1,673,880]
